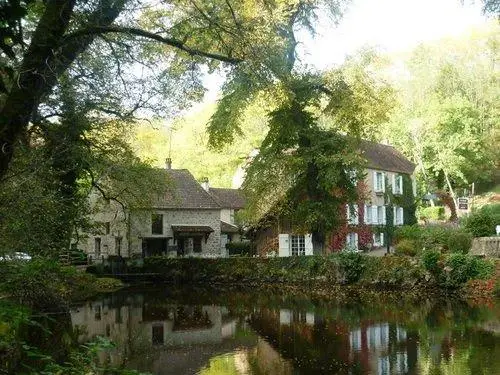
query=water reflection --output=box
[70,288,500,375]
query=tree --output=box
[380,23,499,214]
[1,0,346,179]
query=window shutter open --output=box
[382,173,386,192]
[373,171,378,192]
[382,207,387,224]
[372,205,378,224]
[380,233,385,246]
[304,234,313,256]
[392,174,396,194]
[354,204,359,224]
[354,233,359,250]
[364,204,370,224]
[393,206,397,225]
[278,234,290,257]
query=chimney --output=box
[165,157,172,169]
[201,177,209,192]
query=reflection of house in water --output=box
[348,324,417,375]
[70,295,256,375]
[248,307,421,375]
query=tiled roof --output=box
[156,169,221,209]
[209,188,246,209]
[360,140,415,174]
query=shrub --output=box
[464,203,500,237]
[443,254,494,288]
[394,239,419,256]
[337,251,365,283]
[445,229,472,254]
[226,242,255,256]
[421,249,441,276]
[394,225,422,244]
[419,206,445,221]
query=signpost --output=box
[458,197,469,211]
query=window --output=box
[393,174,403,195]
[152,324,164,345]
[346,204,359,225]
[364,204,371,224]
[346,232,358,250]
[377,206,386,224]
[105,222,110,235]
[151,214,163,234]
[115,237,122,256]
[374,171,385,192]
[291,235,305,256]
[373,232,384,247]
[397,207,404,225]
[94,237,101,257]
[193,237,202,253]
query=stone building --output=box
[77,160,244,260]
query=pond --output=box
[69,286,500,375]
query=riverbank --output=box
[0,259,124,374]
[88,252,499,299]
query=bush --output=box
[337,252,365,283]
[445,229,472,254]
[419,206,445,221]
[226,242,255,256]
[394,239,418,256]
[421,249,441,276]
[443,254,494,288]
[464,203,500,237]
[395,225,472,254]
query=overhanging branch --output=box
[62,26,243,64]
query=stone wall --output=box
[129,209,221,257]
[470,237,500,258]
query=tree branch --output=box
[62,26,243,64]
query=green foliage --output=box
[394,225,472,255]
[0,260,121,311]
[464,203,500,237]
[226,242,255,257]
[394,239,418,256]
[421,249,442,276]
[380,23,499,196]
[419,206,446,221]
[442,254,494,289]
[337,252,365,283]
[446,230,473,254]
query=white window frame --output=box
[392,174,403,195]
[377,206,386,224]
[346,204,359,225]
[374,171,385,193]
[373,232,384,247]
[364,204,371,224]
[346,232,359,251]
[290,235,305,256]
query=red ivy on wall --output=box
[326,181,374,252]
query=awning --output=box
[171,225,214,241]
[221,221,239,234]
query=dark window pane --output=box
[151,214,163,234]
[152,324,164,345]
[193,237,202,253]
[105,222,110,234]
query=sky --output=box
[202,0,489,96]
[296,0,488,70]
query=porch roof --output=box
[171,225,214,234]
[221,221,239,233]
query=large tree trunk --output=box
[0,0,77,177]
[0,0,127,179]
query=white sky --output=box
[199,0,490,105]
[296,0,488,70]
